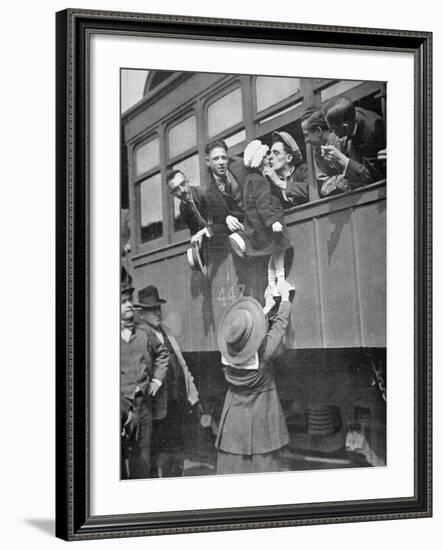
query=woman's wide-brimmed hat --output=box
[217,297,266,365]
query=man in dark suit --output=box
[205,139,247,234]
[322,95,386,186]
[301,108,348,197]
[135,285,200,477]
[120,282,169,479]
[166,169,210,245]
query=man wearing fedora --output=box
[215,278,294,475]
[264,130,310,208]
[135,285,200,477]
[120,282,169,479]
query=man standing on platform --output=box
[135,285,200,477]
[120,282,169,479]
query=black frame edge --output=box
[55,8,69,542]
[55,9,433,541]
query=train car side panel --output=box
[285,220,324,348]
[352,201,387,347]
[315,210,362,347]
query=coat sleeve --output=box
[251,175,284,227]
[167,332,200,406]
[148,331,169,383]
[260,301,292,362]
[285,163,309,205]
[344,158,375,186]
[345,118,386,186]
[314,149,349,197]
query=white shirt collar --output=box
[221,352,259,370]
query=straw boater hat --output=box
[186,242,208,276]
[217,297,267,365]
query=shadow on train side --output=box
[189,229,295,338]
[181,347,386,477]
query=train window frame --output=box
[166,111,198,161]
[164,108,202,244]
[168,152,202,240]
[133,133,160,177]
[204,80,245,143]
[137,171,164,245]
[252,74,303,122]
[130,129,169,254]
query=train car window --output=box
[320,80,363,103]
[207,88,243,138]
[135,137,160,176]
[256,76,301,113]
[258,100,303,125]
[172,154,201,232]
[168,115,197,158]
[225,129,246,148]
[139,172,163,242]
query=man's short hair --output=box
[301,106,317,122]
[205,139,228,156]
[323,96,356,127]
[305,109,329,132]
[165,169,186,186]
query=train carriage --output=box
[121,70,387,472]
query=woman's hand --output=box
[276,279,295,303]
[263,166,286,190]
[272,221,283,233]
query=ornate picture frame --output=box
[55,9,432,540]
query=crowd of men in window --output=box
[169,94,385,250]
[120,94,386,480]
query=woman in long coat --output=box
[215,279,293,474]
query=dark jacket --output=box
[242,170,291,256]
[138,323,200,420]
[120,325,169,419]
[206,157,247,229]
[315,132,349,198]
[179,186,208,236]
[273,161,310,209]
[215,301,292,455]
[344,107,386,186]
